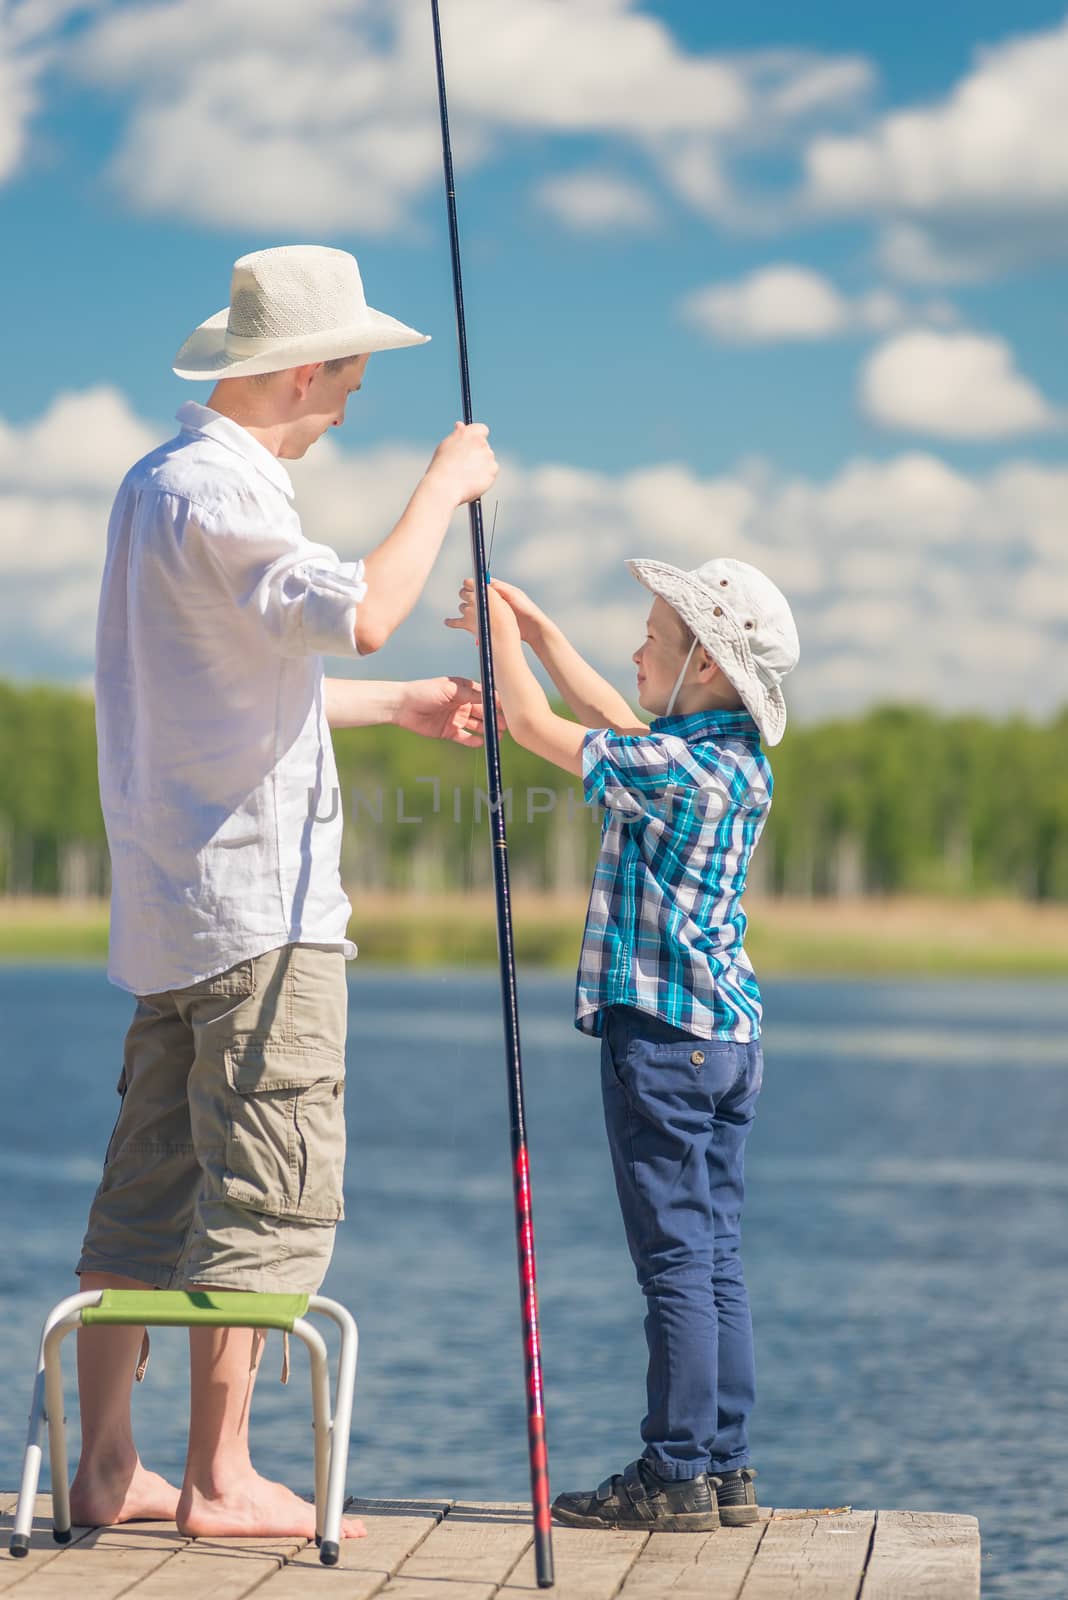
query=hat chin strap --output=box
[664,639,699,718]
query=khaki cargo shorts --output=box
[78,944,348,1294]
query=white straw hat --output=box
[173,244,429,379]
[627,556,799,745]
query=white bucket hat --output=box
[627,556,799,745]
[173,244,429,379]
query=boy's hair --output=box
[245,355,358,388]
[664,602,697,654]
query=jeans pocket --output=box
[222,1043,346,1222]
[625,1036,749,1139]
[646,1036,734,1065]
[601,1008,632,1090]
[627,1036,711,1093]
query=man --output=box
[73,245,498,1540]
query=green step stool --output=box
[10,1288,359,1566]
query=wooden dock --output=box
[0,1493,981,1598]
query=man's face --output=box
[632,597,692,715]
[280,354,370,458]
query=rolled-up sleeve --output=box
[582,728,738,827]
[181,487,367,659]
[252,550,367,657]
[583,728,680,814]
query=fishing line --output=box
[487,499,500,581]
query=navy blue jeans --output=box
[600,1004,763,1481]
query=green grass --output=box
[3,895,1067,977]
[745,925,1068,979]
[0,910,110,961]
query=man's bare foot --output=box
[70,1459,181,1527]
[177,1471,366,1540]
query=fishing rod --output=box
[429,2,554,1587]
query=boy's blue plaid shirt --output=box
[577,708,773,1042]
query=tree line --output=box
[1,678,1066,901]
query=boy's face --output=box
[632,597,692,715]
[280,354,370,459]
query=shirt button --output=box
[690,1049,705,1065]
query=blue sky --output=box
[2,0,1066,719]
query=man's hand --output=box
[395,675,489,746]
[445,578,523,646]
[487,579,550,645]
[425,422,498,507]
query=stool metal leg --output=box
[10,1370,46,1557]
[11,1291,103,1555]
[290,1320,331,1545]
[308,1296,359,1567]
[44,1324,74,1542]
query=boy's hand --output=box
[394,675,489,746]
[488,579,550,645]
[425,423,498,507]
[445,578,522,646]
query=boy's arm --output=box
[445,587,586,776]
[490,580,646,734]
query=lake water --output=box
[1,965,1066,1594]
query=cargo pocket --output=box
[184,960,257,1033]
[101,1066,129,1169]
[222,1043,346,1222]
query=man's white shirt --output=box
[95,401,365,995]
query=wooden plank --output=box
[501,1525,648,1598]
[736,1510,876,1600]
[0,1495,985,1600]
[620,1523,768,1600]
[118,1533,307,1600]
[379,1502,533,1600]
[0,1495,94,1592]
[860,1511,980,1600]
[253,1499,450,1600]
[1,1521,188,1600]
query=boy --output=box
[447,555,799,1532]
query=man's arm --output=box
[354,424,497,654]
[324,678,403,727]
[445,588,586,776]
[324,675,488,747]
[489,580,645,733]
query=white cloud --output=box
[0,386,158,491]
[818,454,979,539]
[0,387,153,675]
[874,223,989,287]
[0,45,33,184]
[242,438,1068,722]
[4,387,1068,723]
[69,0,874,233]
[860,331,1061,440]
[535,172,659,233]
[0,0,92,184]
[682,265,910,343]
[802,15,1068,279]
